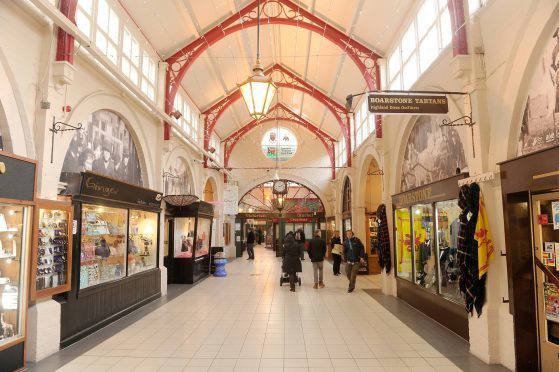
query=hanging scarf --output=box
[376,204,391,274]
[475,192,495,278]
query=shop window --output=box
[128,210,157,275]
[412,204,437,293]
[395,208,412,281]
[80,205,127,289]
[435,200,462,302]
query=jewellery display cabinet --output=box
[0,151,37,371]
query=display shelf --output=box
[30,200,73,299]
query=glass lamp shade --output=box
[239,67,277,120]
[271,194,285,212]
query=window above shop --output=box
[387,0,453,90]
[261,127,298,162]
[172,90,201,144]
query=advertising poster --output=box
[552,202,559,230]
[545,242,555,253]
[543,251,556,267]
[544,282,559,323]
[556,243,559,270]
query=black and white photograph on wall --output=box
[519,25,559,155]
[164,157,192,196]
[60,110,143,186]
[400,115,468,192]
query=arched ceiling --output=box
[119,0,415,160]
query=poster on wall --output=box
[552,201,559,230]
[174,217,194,258]
[400,115,468,192]
[544,282,559,323]
[260,127,297,161]
[195,218,211,257]
[164,157,192,196]
[223,185,239,215]
[518,25,559,155]
[60,110,143,186]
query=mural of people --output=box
[60,110,143,186]
[400,116,468,192]
[164,157,192,196]
[519,25,559,155]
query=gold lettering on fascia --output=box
[369,97,447,105]
[85,177,119,197]
[396,187,434,205]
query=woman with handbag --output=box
[330,231,343,275]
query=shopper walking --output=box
[295,227,306,260]
[246,228,255,260]
[343,230,365,293]
[308,230,327,289]
[330,231,342,275]
[282,232,303,292]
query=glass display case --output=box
[0,204,30,349]
[395,208,412,281]
[435,200,462,302]
[174,217,194,258]
[31,200,73,298]
[412,204,436,293]
[80,205,127,289]
[195,218,211,258]
[128,210,157,275]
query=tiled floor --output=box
[28,245,509,372]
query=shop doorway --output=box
[364,158,383,274]
[531,192,559,371]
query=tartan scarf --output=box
[376,204,391,274]
[457,183,486,316]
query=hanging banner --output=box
[223,184,239,215]
[368,94,448,114]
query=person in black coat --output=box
[282,232,303,292]
[308,230,327,288]
[246,228,256,260]
[295,228,306,260]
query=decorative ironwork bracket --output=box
[50,116,83,163]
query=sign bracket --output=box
[439,93,476,157]
[49,116,83,163]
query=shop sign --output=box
[80,172,162,208]
[285,218,313,223]
[0,152,36,202]
[368,94,448,114]
[392,174,468,207]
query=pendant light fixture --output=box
[239,0,277,120]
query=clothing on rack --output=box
[376,204,391,274]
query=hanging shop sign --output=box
[223,185,239,215]
[237,212,325,220]
[368,94,448,114]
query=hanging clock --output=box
[272,180,288,194]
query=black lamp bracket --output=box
[50,116,83,163]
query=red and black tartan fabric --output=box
[376,204,391,274]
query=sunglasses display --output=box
[35,207,70,293]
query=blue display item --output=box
[213,258,228,277]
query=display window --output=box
[412,204,436,293]
[80,205,127,289]
[395,208,412,280]
[435,200,462,302]
[174,217,194,258]
[128,210,157,275]
[195,218,211,257]
[0,204,30,347]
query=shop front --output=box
[0,151,36,371]
[57,172,162,347]
[392,173,469,340]
[499,145,559,371]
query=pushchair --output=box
[280,271,301,287]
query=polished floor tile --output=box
[28,245,508,372]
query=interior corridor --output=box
[29,246,508,372]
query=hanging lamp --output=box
[239,0,277,120]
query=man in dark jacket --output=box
[308,230,327,289]
[246,228,255,260]
[282,232,303,292]
[343,230,365,293]
[295,227,306,260]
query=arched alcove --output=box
[341,177,352,232]
[164,156,193,195]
